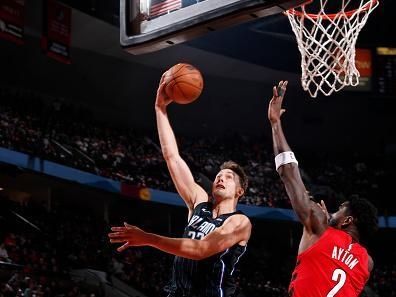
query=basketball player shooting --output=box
[109,72,252,297]
[268,81,378,297]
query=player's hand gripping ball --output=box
[163,63,204,104]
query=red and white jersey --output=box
[289,227,370,297]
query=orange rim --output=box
[286,0,378,20]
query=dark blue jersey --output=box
[165,202,248,297]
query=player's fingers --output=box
[276,81,283,96]
[108,232,118,237]
[273,86,278,97]
[280,81,288,97]
[316,203,328,216]
[117,242,130,252]
[160,83,171,100]
[277,81,287,97]
[110,239,129,243]
[160,71,167,84]
[111,227,127,231]
[277,87,282,97]
[157,82,166,93]
[321,200,328,212]
[109,234,131,241]
[111,226,125,231]
[108,232,129,238]
[157,81,165,89]
[280,109,286,116]
[278,80,283,88]
[124,222,133,228]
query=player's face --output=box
[328,202,352,229]
[212,169,243,201]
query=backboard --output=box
[120,0,309,54]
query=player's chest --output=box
[185,213,225,239]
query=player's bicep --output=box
[286,186,327,234]
[202,216,251,255]
[166,155,208,208]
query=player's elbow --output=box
[162,147,177,161]
[193,243,211,260]
[196,240,228,260]
[191,241,218,260]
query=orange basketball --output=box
[163,63,204,104]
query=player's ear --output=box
[341,216,354,228]
[236,187,244,199]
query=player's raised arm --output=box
[155,75,207,213]
[268,81,326,235]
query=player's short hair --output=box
[220,161,248,193]
[345,196,378,244]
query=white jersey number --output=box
[326,269,347,297]
[188,231,204,240]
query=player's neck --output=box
[212,199,237,217]
[344,226,360,243]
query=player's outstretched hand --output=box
[317,200,331,222]
[155,72,172,108]
[108,223,149,252]
[268,80,288,125]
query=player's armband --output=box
[275,151,298,171]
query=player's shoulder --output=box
[325,228,370,255]
[313,227,350,246]
[324,226,349,238]
[230,209,250,219]
[235,209,249,219]
[221,213,251,243]
[226,212,251,228]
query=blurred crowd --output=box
[1,200,394,297]
[0,201,289,297]
[0,201,106,297]
[0,88,385,211]
[369,264,396,297]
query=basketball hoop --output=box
[285,0,379,98]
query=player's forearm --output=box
[271,120,300,179]
[146,232,209,260]
[271,121,311,220]
[155,106,180,160]
[271,121,292,155]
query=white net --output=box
[286,0,379,98]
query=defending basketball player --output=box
[268,81,378,297]
[109,72,252,297]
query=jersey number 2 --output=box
[326,269,346,297]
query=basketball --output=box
[163,63,204,104]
